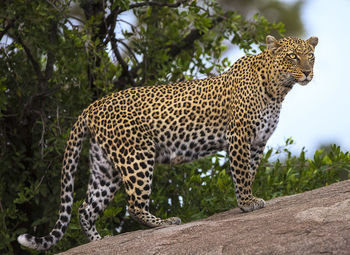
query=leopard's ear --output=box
[266,35,280,52]
[307,36,318,48]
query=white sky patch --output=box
[179,195,183,207]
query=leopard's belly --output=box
[154,128,228,164]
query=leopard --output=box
[18,35,318,250]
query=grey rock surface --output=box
[58,180,350,255]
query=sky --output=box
[227,0,350,157]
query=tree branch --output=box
[113,63,141,91]
[13,34,44,82]
[108,28,136,87]
[113,12,227,90]
[128,0,189,10]
[0,18,15,42]
[115,39,139,64]
[83,0,191,90]
[168,15,224,57]
[44,21,58,80]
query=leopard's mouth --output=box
[297,72,313,86]
[297,79,310,86]
[297,75,313,86]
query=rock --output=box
[59,180,350,255]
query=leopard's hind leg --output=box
[78,137,122,241]
[115,140,181,227]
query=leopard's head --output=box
[267,35,318,86]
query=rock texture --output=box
[59,180,350,255]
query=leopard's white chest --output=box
[253,104,281,146]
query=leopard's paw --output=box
[163,217,181,225]
[239,197,265,212]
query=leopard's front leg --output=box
[249,142,266,183]
[227,127,265,212]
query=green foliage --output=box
[254,139,350,199]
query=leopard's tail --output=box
[18,110,89,250]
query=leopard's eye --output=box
[288,53,297,59]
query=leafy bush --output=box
[254,139,350,199]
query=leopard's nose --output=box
[303,71,311,77]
